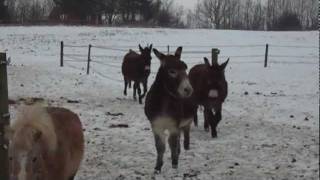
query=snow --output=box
[0,26,318,180]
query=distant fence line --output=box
[59,41,318,82]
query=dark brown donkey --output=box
[122,44,152,104]
[189,57,229,138]
[145,47,195,173]
[7,105,84,180]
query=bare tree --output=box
[251,1,264,30]
[197,0,224,28]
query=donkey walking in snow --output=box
[189,56,229,138]
[122,44,152,104]
[145,47,195,173]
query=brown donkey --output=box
[189,57,229,138]
[7,106,84,180]
[145,47,195,173]
[122,44,152,104]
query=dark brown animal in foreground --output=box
[145,47,195,173]
[8,106,84,180]
[189,57,229,138]
[122,44,152,104]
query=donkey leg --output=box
[193,106,198,127]
[68,174,76,180]
[133,82,137,100]
[205,107,218,138]
[204,108,213,132]
[137,83,143,104]
[142,80,148,97]
[154,133,165,173]
[183,125,191,150]
[168,132,180,169]
[124,78,128,96]
[211,108,222,138]
[128,80,132,88]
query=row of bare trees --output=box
[1,0,184,27]
[92,0,184,27]
[186,0,317,30]
[1,0,317,30]
[3,0,54,23]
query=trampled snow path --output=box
[1,26,318,180]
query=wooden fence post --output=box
[60,41,64,67]
[211,48,220,65]
[167,45,170,54]
[0,52,10,180]
[87,44,92,75]
[264,44,269,68]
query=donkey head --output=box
[8,127,46,180]
[203,57,229,101]
[139,44,153,72]
[153,47,193,98]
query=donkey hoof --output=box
[172,164,178,169]
[154,169,161,174]
[204,128,209,132]
[211,132,217,138]
[124,92,127,96]
[184,145,190,150]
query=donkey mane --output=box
[12,105,58,152]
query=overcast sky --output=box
[175,0,198,10]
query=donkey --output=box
[122,44,152,104]
[189,57,229,138]
[144,47,195,173]
[7,105,84,180]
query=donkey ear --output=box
[153,49,166,66]
[33,130,42,142]
[153,49,165,59]
[149,44,153,50]
[220,58,229,70]
[139,44,143,52]
[175,47,183,59]
[204,57,211,67]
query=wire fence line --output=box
[64,44,88,48]
[64,61,86,72]
[269,55,318,58]
[269,44,318,49]
[60,41,318,83]
[64,54,87,62]
[90,66,123,82]
[91,60,122,69]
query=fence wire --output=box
[91,59,122,69]
[269,44,318,49]
[62,42,317,83]
[90,66,123,82]
[269,55,318,59]
[64,44,88,48]
[64,54,87,62]
[64,61,85,71]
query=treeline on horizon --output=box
[0,0,317,31]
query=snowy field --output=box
[0,26,319,180]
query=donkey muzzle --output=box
[178,78,193,98]
[208,89,219,98]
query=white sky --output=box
[175,0,198,10]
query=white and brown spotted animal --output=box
[122,44,153,104]
[189,57,229,138]
[144,47,196,173]
[7,106,84,180]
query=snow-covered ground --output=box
[0,26,318,180]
